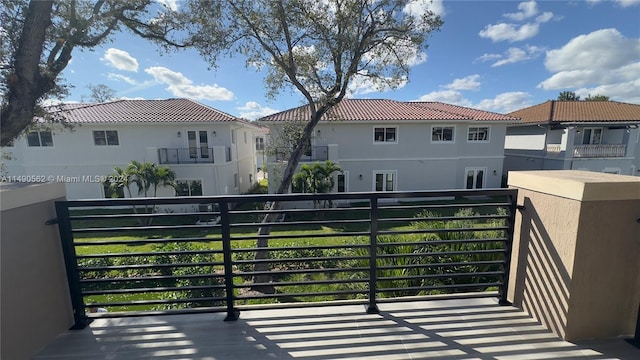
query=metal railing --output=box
[275,146,329,162]
[55,189,517,328]
[573,144,626,158]
[158,148,215,164]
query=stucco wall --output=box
[507,170,640,341]
[0,183,74,360]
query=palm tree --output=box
[292,160,342,208]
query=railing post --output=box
[220,201,239,321]
[499,190,517,306]
[367,196,380,314]
[54,202,92,329]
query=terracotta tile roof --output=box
[51,99,245,124]
[508,100,640,124]
[259,99,518,122]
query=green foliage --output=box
[292,161,342,208]
[585,94,610,101]
[557,91,581,101]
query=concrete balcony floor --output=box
[35,298,639,360]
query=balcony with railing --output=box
[158,148,215,164]
[275,145,329,162]
[545,143,627,158]
[3,172,640,359]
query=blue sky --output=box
[62,0,640,119]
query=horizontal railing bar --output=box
[378,260,505,270]
[234,278,369,288]
[378,271,504,281]
[86,307,229,318]
[235,289,367,300]
[229,232,371,241]
[233,267,370,277]
[69,212,221,220]
[231,243,368,253]
[377,282,503,292]
[84,284,225,295]
[73,224,221,233]
[228,219,371,229]
[74,237,222,246]
[378,249,506,258]
[79,261,223,271]
[77,249,224,259]
[379,214,508,223]
[86,297,226,307]
[378,238,507,247]
[229,206,372,216]
[378,226,509,236]
[233,255,369,264]
[80,273,225,284]
[376,202,511,211]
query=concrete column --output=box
[507,170,640,341]
[1,183,74,359]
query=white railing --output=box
[546,144,562,153]
[573,144,626,158]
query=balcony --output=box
[573,144,626,158]
[158,148,215,164]
[275,145,329,162]
[545,144,627,158]
[3,172,640,359]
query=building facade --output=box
[1,99,263,199]
[260,99,517,193]
[504,100,640,176]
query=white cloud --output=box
[348,73,408,96]
[479,22,540,42]
[587,0,640,7]
[415,90,473,107]
[144,66,234,101]
[575,79,640,104]
[476,92,532,113]
[237,101,279,120]
[538,29,640,102]
[157,0,179,10]
[535,12,553,23]
[484,45,545,67]
[444,75,481,91]
[107,73,138,85]
[503,1,538,21]
[403,0,446,18]
[102,48,138,72]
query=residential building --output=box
[504,100,640,176]
[259,99,518,193]
[1,99,263,199]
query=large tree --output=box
[0,0,186,147]
[176,0,442,288]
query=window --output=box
[187,130,209,158]
[374,127,397,143]
[337,172,348,192]
[27,131,53,147]
[231,129,236,144]
[256,137,265,150]
[103,182,124,198]
[581,128,602,145]
[244,131,247,144]
[465,168,486,189]
[468,126,489,142]
[93,130,119,146]
[432,126,454,142]
[234,173,239,188]
[374,171,396,192]
[175,180,203,196]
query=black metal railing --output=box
[158,148,215,164]
[275,146,329,162]
[55,189,517,328]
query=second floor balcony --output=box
[546,144,627,158]
[158,148,215,164]
[275,145,329,162]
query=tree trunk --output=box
[1,1,54,147]
[251,104,333,291]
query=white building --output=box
[2,99,263,199]
[504,100,640,176]
[259,99,517,193]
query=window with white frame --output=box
[581,128,602,145]
[374,127,397,143]
[93,130,119,146]
[465,168,486,189]
[175,180,203,196]
[432,126,455,142]
[468,126,490,142]
[27,131,54,147]
[374,171,396,192]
